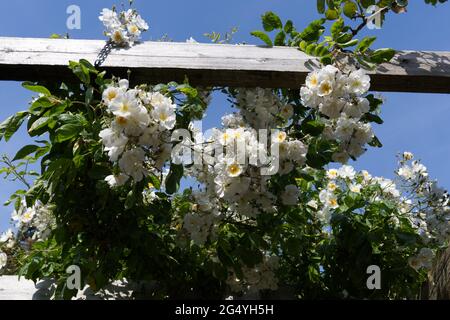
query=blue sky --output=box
[1,0,450,232]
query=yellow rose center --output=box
[130,25,139,33]
[320,82,332,94]
[116,116,128,126]
[120,103,130,113]
[228,164,240,176]
[159,112,168,121]
[108,90,117,101]
[113,31,124,42]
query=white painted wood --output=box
[1,37,450,93]
[0,276,134,300]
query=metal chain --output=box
[94,40,114,68]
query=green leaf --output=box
[22,82,51,96]
[28,117,51,136]
[79,59,97,72]
[366,94,383,112]
[284,20,294,34]
[362,113,384,124]
[317,0,326,13]
[125,189,136,210]
[340,39,359,48]
[165,164,184,194]
[0,111,28,142]
[320,54,333,65]
[250,31,273,46]
[369,48,396,63]
[85,86,94,105]
[148,172,162,190]
[302,120,325,136]
[343,1,358,18]
[300,19,325,42]
[177,84,198,98]
[361,0,376,8]
[274,31,286,46]
[69,59,97,85]
[314,44,330,56]
[54,123,83,143]
[357,36,377,53]
[336,32,353,44]
[29,96,55,115]
[325,9,339,20]
[13,145,40,161]
[368,136,383,148]
[331,18,345,39]
[305,43,318,55]
[261,11,283,32]
[306,138,339,168]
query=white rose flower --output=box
[21,207,36,224]
[335,116,357,141]
[0,252,7,270]
[319,190,339,209]
[320,98,345,119]
[317,80,334,97]
[349,183,362,193]
[119,148,147,182]
[288,140,307,163]
[109,92,141,118]
[300,86,318,108]
[346,69,371,95]
[305,71,319,89]
[226,162,243,178]
[280,104,294,119]
[0,229,14,244]
[99,128,128,162]
[102,86,123,106]
[110,28,129,45]
[402,152,414,161]
[105,174,129,188]
[99,8,121,30]
[151,102,177,130]
[398,166,415,180]
[326,169,339,180]
[338,165,356,179]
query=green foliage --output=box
[250,1,412,68]
[204,27,238,44]
[1,1,448,300]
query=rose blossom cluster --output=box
[396,152,450,247]
[235,88,294,129]
[182,191,222,245]
[10,200,55,242]
[312,152,450,272]
[99,8,149,46]
[100,80,177,187]
[226,255,280,295]
[181,92,307,246]
[300,66,375,163]
[0,200,56,271]
[186,122,307,213]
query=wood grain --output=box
[1,37,450,93]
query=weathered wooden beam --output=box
[1,37,450,93]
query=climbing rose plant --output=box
[1,0,449,299]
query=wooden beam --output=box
[1,37,450,93]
